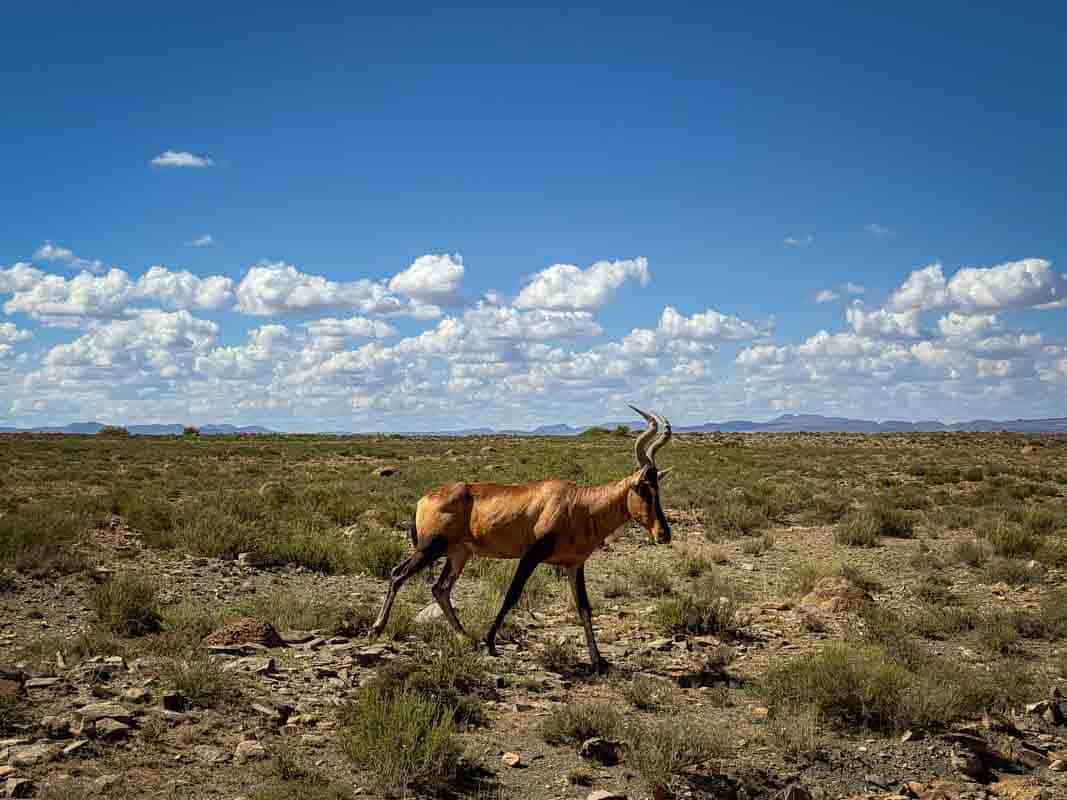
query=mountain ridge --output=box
[2,414,1066,436]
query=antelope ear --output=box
[657,467,674,482]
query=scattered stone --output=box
[123,687,150,704]
[74,701,134,725]
[372,466,399,477]
[501,751,523,768]
[4,778,35,799]
[91,775,121,794]
[1049,759,1065,771]
[989,776,1044,800]
[234,740,268,763]
[352,644,392,667]
[951,751,989,783]
[202,618,284,648]
[251,702,294,725]
[23,677,61,690]
[62,740,89,756]
[9,743,55,767]
[414,603,444,624]
[900,729,923,742]
[991,581,1011,596]
[1010,742,1049,770]
[578,737,625,766]
[279,630,315,645]
[0,769,12,780]
[301,734,326,748]
[194,744,230,764]
[94,718,130,741]
[740,563,756,572]
[0,681,23,700]
[587,791,627,800]
[41,716,71,740]
[798,576,872,613]
[779,786,813,800]
[752,706,771,720]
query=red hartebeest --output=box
[370,406,673,672]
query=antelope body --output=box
[370,406,673,672]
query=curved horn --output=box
[628,404,657,467]
[647,412,672,464]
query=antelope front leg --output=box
[568,564,608,673]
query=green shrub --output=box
[339,688,460,797]
[952,538,990,567]
[89,572,162,636]
[634,562,674,596]
[706,494,770,537]
[836,505,914,546]
[540,701,622,745]
[619,673,675,711]
[157,657,242,708]
[653,572,742,637]
[766,704,823,760]
[626,716,726,792]
[0,506,88,575]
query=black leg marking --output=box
[484,533,558,655]
[370,534,448,636]
[568,564,606,672]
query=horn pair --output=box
[629,404,672,467]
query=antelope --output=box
[369,406,673,672]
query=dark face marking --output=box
[627,466,672,545]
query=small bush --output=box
[601,573,631,599]
[766,704,823,760]
[741,532,774,556]
[538,638,582,675]
[348,527,408,578]
[1037,590,1067,639]
[634,562,674,596]
[0,506,88,575]
[838,504,915,547]
[961,466,984,482]
[0,693,30,734]
[89,572,162,636]
[620,673,675,711]
[157,657,242,708]
[679,550,713,578]
[653,573,742,637]
[952,538,991,567]
[761,643,913,732]
[97,425,130,437]
[800,492,852,524]
[706,495,770,537]
[540,701,622,745]
[978,517,1043,559]
[626,716,726,792]
[985,557,1040,586]
[339,688,460,798]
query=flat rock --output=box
[202,618,284,648]
[95,718,130,740]
[501,751,523,768]
[194,744,230,764]
[23,677,61,690]
[588,791,628,800]
[414,603,444,624]
[123,687,150,704]
[234,740,268,763]
[8,743,55,767]
[62,740,89,756]
[372,466,399,477]
[4,778,35,799]
[352,644,393,667]
[279,630,315,645]
[75,702,134,724]
[578,737,625,766]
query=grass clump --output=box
[339,687,460,798]
[634,562,674,596]
[157,657,242,709]
[706,494,770,538]
[835,505,914,547]
[766,704,823,760]
[346,527,408,578]
[619,673,675,711]
[0,693,30,734]
[626,716,726,793]
[0,506,88,575]
[653,572,742,637]
[89,572,162,636]
[952,538,991,567]
[540,701,622,745]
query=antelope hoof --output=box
[592,658,611,675]
[484,638,499,657]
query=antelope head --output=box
[627,405,674,545]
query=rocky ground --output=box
[2,432,1066,799]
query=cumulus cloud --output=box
[514,257,650,311]
[784,234,814,247]
[33,242,106,274]
[234,261,407,317]
[657,306,771,341]
[0,322,32,360]
[0,263,45,293]
[888,259,1067,312]
[387,254,464,305]
[814,289,839,304]
[41,310,218,380]
[3,268,136,324]
[846,303,921,339]
[844,282,867,295]
[137,266,234,310]
[304,316,398,341]
[151,150,213,168]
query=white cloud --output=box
[33,242,106,274]
[657,306,770,341]
[514,257,650,311]
[187,234,215,247]
[234,262,406,317]
[846,303,921,339]
[41,310,218,380]
[814,289,839,304]
[0,263,45,293]
[151,150,214,168]
[0,322,32,360]
[889,258,1067,312]
[844,282,867,295]
[136,266,234,310]
[784,234,814,247]
[865,223,893,238]
[387,254,464,305]
[304,316,398,341]
[937,312,999,340]
[3,268,136,324]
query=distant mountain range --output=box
[2,413,1066,436]
[0,422,273,435]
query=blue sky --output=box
[1,3,1065,430]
